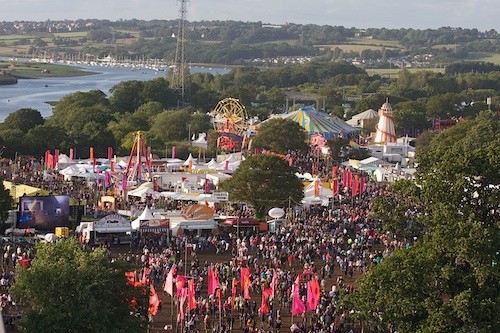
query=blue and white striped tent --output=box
[274,106,360,139]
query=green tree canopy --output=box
[11,239,147,333]
[252,118,308,154]
[0,108,44,133]
[220,154,303,218]
[346,111,500,333]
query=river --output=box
[0,63,230,122]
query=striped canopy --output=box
[277,106,360,139]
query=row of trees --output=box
[0,59,498,159]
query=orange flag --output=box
[188,279,197,310]
[149,285,160,316]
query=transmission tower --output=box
[171,0,188,103]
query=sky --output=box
[1,0,498,31]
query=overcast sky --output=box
[2,0,498,31]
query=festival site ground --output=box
[0,151,409,333]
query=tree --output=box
[0,182,13,234]
[0,108,44,133]
[109,80,145,114]
[252,118,308,154]
[219,155,303,218]
[346,111,500,333]
[326,137,349,161]
[11,239,147,333]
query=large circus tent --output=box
[272,106,360,139]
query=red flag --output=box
[149,285,160,316]
[292,275,306,316]
[352,174,359,197]
[89,147,94,161]
[307,276,320,311]
[54,149,59,167]
[314,179,320,197]
[241,267,251,300]
[188,279,197,310]
[360,176,366,194]
[231,278,237,307]
[260,287,273,315]
[332,165,339,179]
[164,266,176,296]
[333,178,339,196]
[108,146,113,160]
[288,157,293,167]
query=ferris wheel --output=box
[212,97,248,137]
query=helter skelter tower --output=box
[374,98,397,143]
[124,131,152,183]
[170,0,189,103]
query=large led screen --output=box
[18,196,70,230]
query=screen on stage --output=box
[18,196,70,230]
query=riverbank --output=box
[0,60,97,79]
[0,73,18,85]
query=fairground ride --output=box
[212,97,249,151]
[124,131,152,183]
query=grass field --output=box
[52,31,88,38]
[466,52,500,65]
[349,38,403,48]
[366,67,445,78]
[316,43,400,52]
[0,60,96,78]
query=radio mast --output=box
[171,0,188,103]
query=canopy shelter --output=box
[131,206,159,230]
[346,108,378,128]
[273,106,360,139]
[3,181,49,200]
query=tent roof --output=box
[351,109,378,120]
[274,106,360,139]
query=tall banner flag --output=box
[360,176,366,194]
[260,287,273,315]
[188,279,197,311]
[164,265,176,296]
[171,146,176,159]
[241,267,251,300]
[178,288,187,322]
[333,178,339,196]
[149,285,160,316]
[208,266,219,296]
[176,275,187,298]
[231,278,237,307]
[69,148,74,161]
[292,275,306,316]
[314,179,320,197]
[332,165,339,179]
[352,174,359,197]
[306,276,320,311]
[107,146,113,161]
[54,149,59,167]
[270,269,278,298]
[89,147,94,161]
[346,170,352,190]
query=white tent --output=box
[206,158,219,169]
[131,206,159,230]
[302,180,332,206]
[183,153,196,166]
[192,133,208,149]
[127,186,159,200]
[347,109,378,128]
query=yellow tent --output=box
[3,181,49,201]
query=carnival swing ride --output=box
[212,97,250,152]
[124,131,152,183]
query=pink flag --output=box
[69,148,74,161]
[241,267,251,300]
[122,172,127,191]
[260,287,272,315]
[208,267,215,295]
[178,288,187,321]
[292,275,306,316]
[164,266,175,296]
[107,146,113,161]
[270,269,278,298]
[171,146,176,159]
[360,176,366,193]
[176,275,186,298]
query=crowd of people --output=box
[0,150,414,332]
